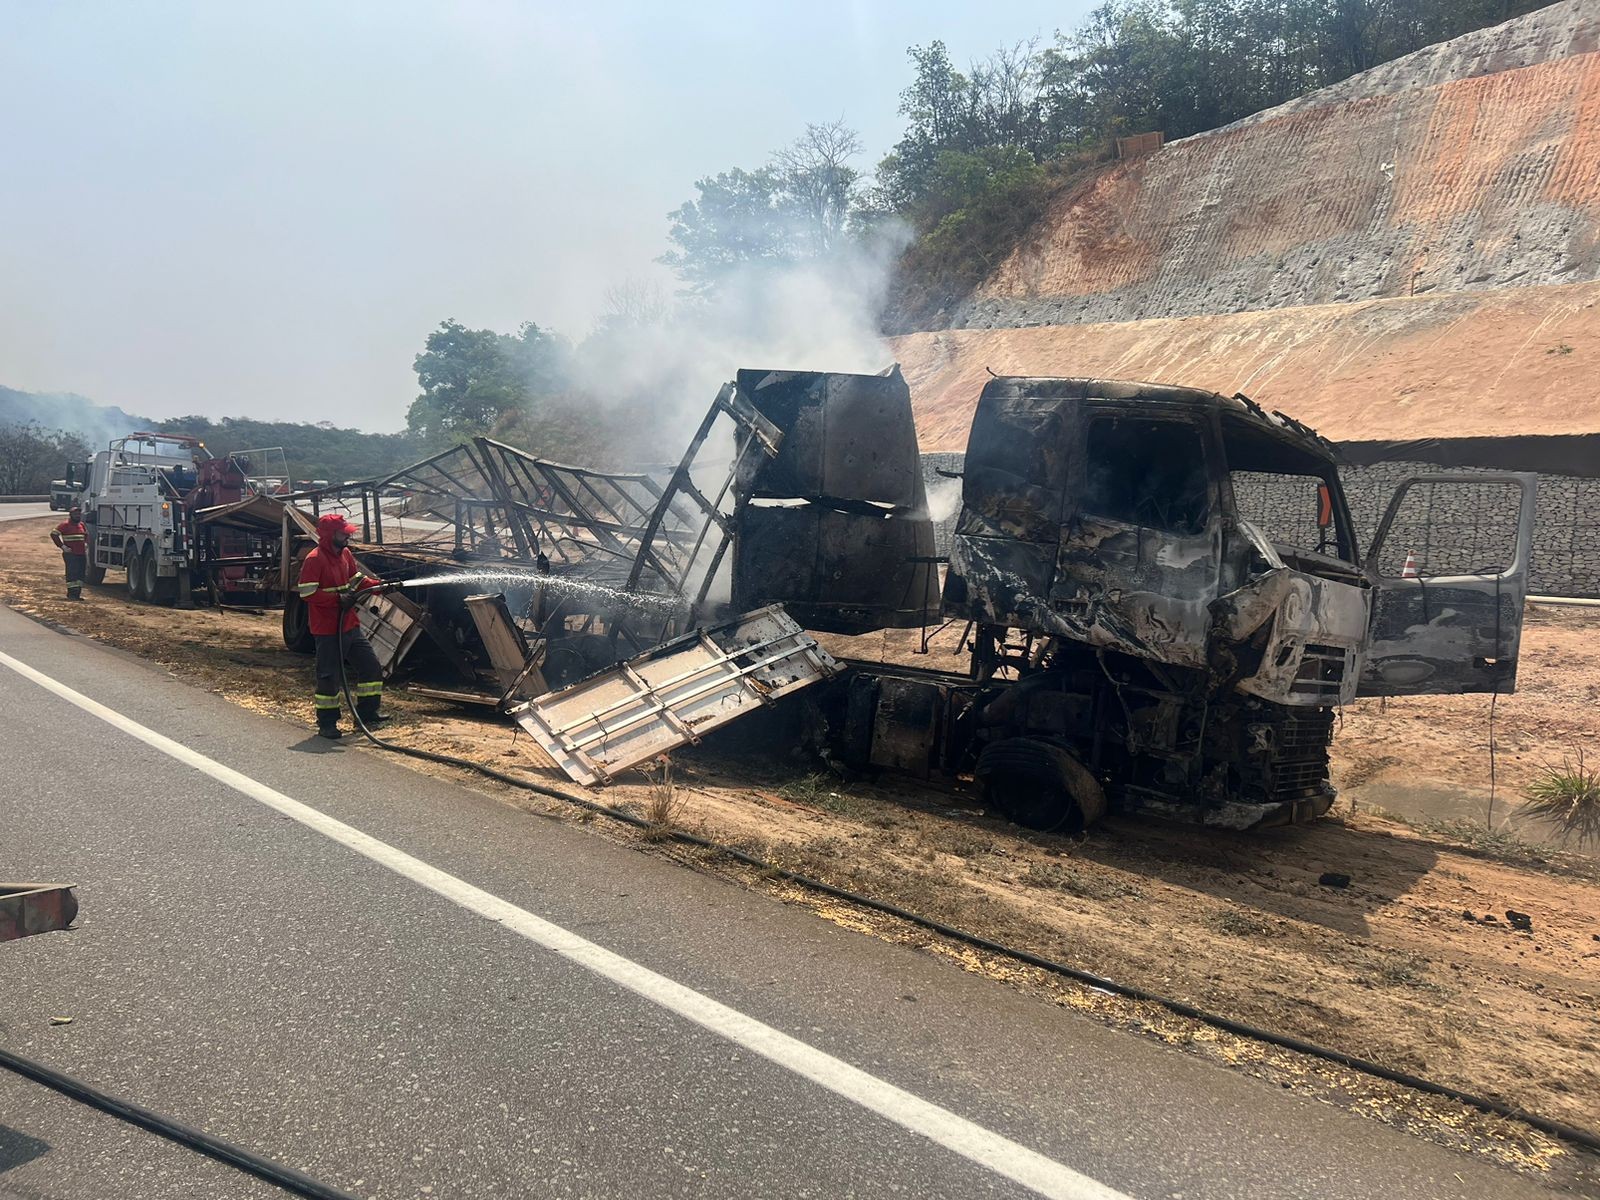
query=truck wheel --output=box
[975,737,1107,835]
[282,592,315,653]
[148,554,176,606]
[138,544,165,605]
[84,521,105,584]
[126,543,148,602]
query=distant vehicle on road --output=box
[48,459,91,510]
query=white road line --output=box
[0,646,1132,1200]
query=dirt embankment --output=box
[953,35,1600,331]
[4,516,1599,1187]
[892,279,1600,449]
[892,4,1600,447]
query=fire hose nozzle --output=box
[342,579,400,609]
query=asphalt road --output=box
[0,504,54,523]
[0,602,1562,1200]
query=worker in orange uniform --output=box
[297,513,385,739]
[49,505,89,600]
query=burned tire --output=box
[282,591,315,653]
[975,737,1106,835]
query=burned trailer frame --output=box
[276,443,676,690]
[623,380,784,612]
[278,432,731,697]
[298,368,942,722]
[824,378,1536,834]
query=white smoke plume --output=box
[574,221,914,457]
[924,473,964,523]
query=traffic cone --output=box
[1401,550,1420,579]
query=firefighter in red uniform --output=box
[49,506,89,600]
[297,513,385,739]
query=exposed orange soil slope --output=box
[892,279,1600,451]
[974,51,1600,317]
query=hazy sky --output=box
[2,1,1093,432]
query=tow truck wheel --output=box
[126,544,148,602]
[975,737,1107,835]
[84,521,105,584]
[139,544,161,605]
[147,551,176,606]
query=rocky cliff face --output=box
[894,1,1600,444]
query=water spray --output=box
[384,568,692,619]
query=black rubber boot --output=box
[316,709,343,740]
[355,697,390,729]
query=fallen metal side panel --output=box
[463,592,547,700]
[0,883,78,942]
[512,605,840,785]
[357,591,426,678]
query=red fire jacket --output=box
[296,539,378,636]
[52,520,88,556]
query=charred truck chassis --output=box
[811,378,1537,833]
[824,645,1341,833]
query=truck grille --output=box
[1267,709,1334,801]
[1276,709,1335,754]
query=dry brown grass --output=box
[643,757,687,841]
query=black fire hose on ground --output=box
[334,634,1600,1159]
[0,1046,357,1200]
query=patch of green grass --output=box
[776,772,859,815]
[1523,749,1600,847]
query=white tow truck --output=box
[79,432,291,606]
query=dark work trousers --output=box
[63,554,86,598]
[313,628,384,718]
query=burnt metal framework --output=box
[383,439,688,573]
[283,395,787,681]
[291,437,710,581]
[624,382,784,607]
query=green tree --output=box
[0,423,89,494]
[153,414,422,485]
[660,121,868,293]
[405,319,570,447]
[660,168,801,293]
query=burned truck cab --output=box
[940,378,1534,832]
